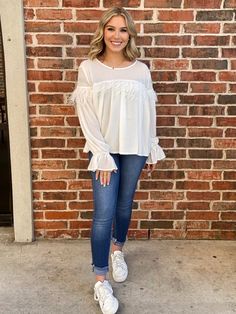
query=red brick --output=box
[157,106,187,115]
[42,149,77,159]
[177,202,210,211]
[184,0,221,8]
[31,138,65,148]
[30,117,64,126]
[127,230,148,239]
[33,181,67,190]
[187,171,221,180]
[64,22,98,33]
[36,9,72,20]
[189,150,223,159]
[231,60,236,70]
[38,58,74,69]
[28,70,62,80]
[189,106,224,116]
[30,94,64,104]
[181,71,216,81]
[24,0,59,6]
[153,59,189,70]
[214,161,236,169]
[150,191,184,200]
[190,83,226,93]
[187,192,220,200]
[26,47,62,57]
[186,211,219,220]
[33,202,66,210]
[38,82,74,92]
[221,212,236,220]
[186,221,210,229]
[151,230,186,239]
[144,48,179,58]
[197,10,234,21]
[39,105,75,115]
[151,211,184,220]
[68,180,92,190]
[189,128,223,138]
[184,23,220,33]
[36,34,73,45]
[222,48,236,58]
[103,0,141,7]
[151,71,177,81]
[213,181,236,190]
[192,59,227,70]
[219,71,236,81]
[176,181,210,190]
[40,127,76,137]
[223,23,236,33]
[194,35,230,46]
[214,139,236,148]
[35,221,67,229]
[177,160,211,169]
[213,202,236,211]
[155,35,191,46]
[144,0,181,7]
[43,191,77,200]
[155,83,188,93]
[45,211,78,220]
[144,23,180,33]
[140,181,173,190]
[179,117,213,127]
[32,160,65,170]
[223,192,236,200]
[216,117,236,126]
[24,8,35,20]
[66,47,90,58]
[42,171,76,180]
[212,222,236,230]
[63,0,99,7]
[140,201,173,210]
[158,10,194,21]
[25,21,61,32]
[183,48,218,58]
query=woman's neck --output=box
[100,51,129,68]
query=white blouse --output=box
[71,58,165,171]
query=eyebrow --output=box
[106,25,127,29]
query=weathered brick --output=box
[144,0,181,7]
[192,59,227,70]
[197,10,234,21]
[158,10,194,21]
[184,0,221,8]
[184,23,220,33]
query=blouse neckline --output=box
[95,58,137,70]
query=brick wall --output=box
[24,0,236,240]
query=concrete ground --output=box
[0,228,236,314]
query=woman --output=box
[71,7,165,314]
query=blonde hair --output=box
[88,7,140,61]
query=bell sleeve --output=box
[70,65,118,172]
[145,71,166,164]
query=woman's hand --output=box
[96,170,116,186]
[145,163,157,176]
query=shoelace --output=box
[113,253,127,270]
[95,282,113,305]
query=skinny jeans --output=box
[88,151,147,275]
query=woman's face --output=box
[103,15,130,54]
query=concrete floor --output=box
[0,228,236,314]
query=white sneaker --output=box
[94,280,119,314]
[111,251,128,283]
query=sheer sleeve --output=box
[71,64,117,172]
[145,70,166,164]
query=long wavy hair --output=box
[88,7,140,61]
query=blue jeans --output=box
[88,152,147,276]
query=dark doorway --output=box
[0,21,13,226]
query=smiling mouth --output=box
[111,41,122,46]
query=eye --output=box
[107,27,114,31]
[121,29,127,32]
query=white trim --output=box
[0,0,34,242]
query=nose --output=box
[114,30,120,38]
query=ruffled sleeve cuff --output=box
[146,137,166,164]
[88,152,118,172]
